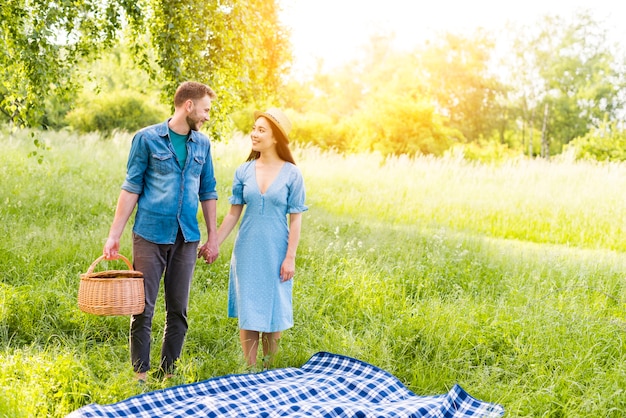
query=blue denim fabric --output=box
[122,120,218,244]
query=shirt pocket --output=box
[190,156,205,177]
[151,153,175,175]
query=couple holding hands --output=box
[102,81,307,382]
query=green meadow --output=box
[1,127,626,417]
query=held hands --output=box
[198,240,219,264]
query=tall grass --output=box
[299,147,626,251]
[1,128,625,417]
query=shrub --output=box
[447,139,521,163]
[349,93,460,157]
[230,107,255,135]
[566,122,626,162]
[290,112,350,151]
[65,91,168,136]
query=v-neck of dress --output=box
[254,160,286,195]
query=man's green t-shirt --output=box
[169,128,188,169]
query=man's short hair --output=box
[174,82,217,107]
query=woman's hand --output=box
[198,240,219,264]
[280,256,296,282]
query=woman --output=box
[212,108,307,367]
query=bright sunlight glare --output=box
[281,0,626,76]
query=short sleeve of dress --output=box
[287,165,308,214]
[228,164,246,205]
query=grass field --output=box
[1,127,626,417]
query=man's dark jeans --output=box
[130,230,198,374]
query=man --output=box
[103,81,219,382]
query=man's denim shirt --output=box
[122,120,218,244]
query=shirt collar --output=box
[158,119,199,142]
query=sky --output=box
[280,0,626,76]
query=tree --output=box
[145,0,291,132]
[1,0,291,135]
[508,11,626,156]
[350,34,460,156]
[566,121,626,162]
[415,30,507,143]
[352,91,458,157]
[0,0,140,128]
[281,32,465,156]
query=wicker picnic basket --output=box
[78,254,144,316]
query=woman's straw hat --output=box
[254,108,291,143]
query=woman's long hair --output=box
[246,117,296,165]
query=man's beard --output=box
[186,116,201,131]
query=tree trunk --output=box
[528,107,535,157]
[540,103,549,159]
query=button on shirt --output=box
[121,120,218,244]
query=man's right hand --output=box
[103,237,120,260]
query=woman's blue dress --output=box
[227,160,308,332]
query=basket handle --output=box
[87,254,134,274]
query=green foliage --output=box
[446,140,520,163]
[417,30,507,143]
[76,42,163,99]
[285,11,626,160]
[508,11,626,155]
[62,42,169,136]
[286,30,512,157]
[290,112,351,151]
[0,0,142,128]
[144,0,291,135]
[285,42,463,156]
[1,0,291,142]
[229,107,256,134]
[352,93,459,157]
[284,92,458,157]
[66,91,168,136]
[566,122,626,162]
[5,2,626,162]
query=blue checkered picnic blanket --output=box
[67,351,504,417]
